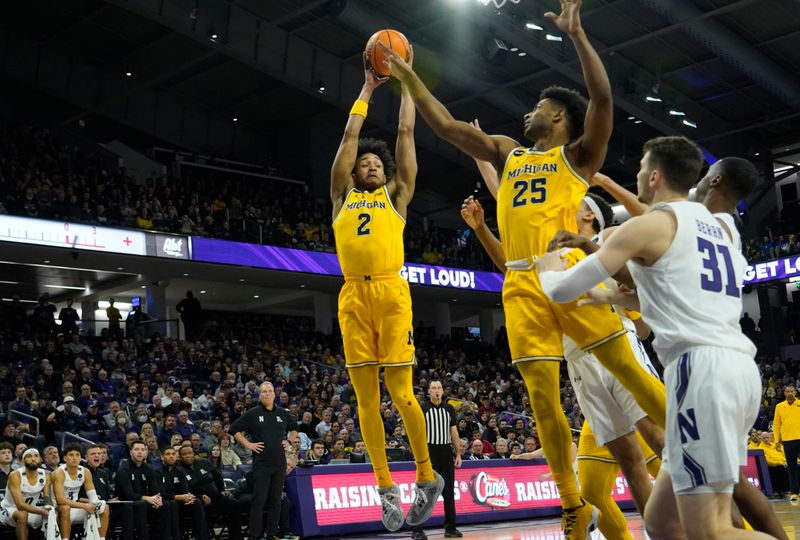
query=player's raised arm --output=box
[593,172,648,217]
[389,78,418,213]
[460,197,506,273]
[549,0,613,178]
[468,120,501,199]
[330,64,386,211]
[382,45,518,173]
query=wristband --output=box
[350,99,368,118]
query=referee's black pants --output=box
[249,464,286,538]
[413,444,456,532]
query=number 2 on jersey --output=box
[512,178,547,207]
[697,237,739,297]
[356,213,371,236]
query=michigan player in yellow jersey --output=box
[382,1,666,537]
[330,56,444,533]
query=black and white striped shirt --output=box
[422,401,457,446]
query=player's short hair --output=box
[356,138,396,179]
[130,440,147,451]
[642,136,703,192]
[717,157,760,200]
[0,442,13,453]
[63,443,82,457]
[539,86,588,141]
[585,192,614,234]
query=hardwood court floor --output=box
[341,501,800,539]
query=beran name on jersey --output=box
[695,218,725,241]
[346,200,386,210]
[507,163,558,179]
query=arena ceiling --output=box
[2,0,800,224]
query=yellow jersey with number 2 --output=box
[333,186,405,279]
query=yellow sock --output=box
[349,365,393,489]
[578,458,633,540]
[518,361,581,508]
[591,336,667,427]
[385,366,435,484]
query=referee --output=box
[230,382,298,540]
[412,380,462,540]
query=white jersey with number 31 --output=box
[628,201,755,364]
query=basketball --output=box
[365,29,411,78]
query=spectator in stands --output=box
[104,401,123,430]
[175,410,196,438]
[468,439,489,460]
[116,440,180,540]
[42,445,60,471]
[178,445,242,540]
[8,386,31,415]
[108,412,131,443]
[176,291,203,341]
[208,444,223,471]
[0,442,13,490]
[218,433,241,469]
[491,438,510,459]
[10,443,26,469]
[189,433,208,459]
[106,298,122,339]
[158,414,178,448]
[56,395,82,432]
[159,447,209,540]
[297,411,317,440]
[58,299,80,335]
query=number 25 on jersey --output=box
[512,178,547,207]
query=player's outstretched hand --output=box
[536,251,567,273]
[546,230,596,254]
[377,42,413,82]
[577,284,639,311]
[363,53,387,90]
[460,196,485,230]
[544,0,583,36]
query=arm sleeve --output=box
[538,253,611,304]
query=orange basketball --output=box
[365,29,411,78]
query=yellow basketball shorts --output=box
[577,421,658,464]
[338,276,415,369]
[503,249,625,363]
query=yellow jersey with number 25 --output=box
[333,186,406,278]
[497,145,589,262]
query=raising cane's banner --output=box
[191,237,505,293]
[286,454,770,537]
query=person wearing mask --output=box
[412,380,462,540]
[230,382,298,540]
[774,385,800,502]
[177,446,242,540]
[160,447,209,540]
[107,412,130,444]
[115,440,179,540]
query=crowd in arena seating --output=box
[0,122,496,272]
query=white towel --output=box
[83,501,106,540]
[44,506,60,540]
